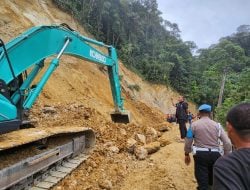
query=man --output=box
[171,96,188,141]
[184,104,232,190]
[188,111,195,125]
[213,103,250,190]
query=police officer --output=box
[184,104,232,190]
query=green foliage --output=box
[53,0,249,126]
[53,0,193,89]
[128,84,141,92]
[185,28,250,125]
[119,74,124,81]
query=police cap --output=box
[198,104,212,112]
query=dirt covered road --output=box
[0,0,197,189]
[45,106,197,190]
[120,125,196,190]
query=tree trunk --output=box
[217,70,227,107]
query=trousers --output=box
[178,119,187,139]
[193,151,221,190]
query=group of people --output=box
[166,113,177,123]
[170,96,250,190]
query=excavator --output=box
[0,24,130,190]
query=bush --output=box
[128,84,140,92]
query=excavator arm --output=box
[0,24,130,133]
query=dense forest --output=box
[53,0,249,125]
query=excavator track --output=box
[0,126,95,190]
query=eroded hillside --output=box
[0,0,197,189]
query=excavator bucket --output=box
[111,110,131,124]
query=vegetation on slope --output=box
[53,0,249,125]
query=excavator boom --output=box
[0,24,130,189]
[0,24,130,134]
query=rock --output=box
[109,146,119,153]
[90,161,97,168]
[135,134,146,144]
[71,180,77,186]
[104,141,114,147]
[148,163,154,167]
[159,126,170,132]
[146,127,158,137]
[42,106,56,114]
[126,138,137,153]
[134,146,148,160]
[144,141,161,154]
[87,166,93,172]
[169,183,175,188]
[98,179,113,189]
[145,127,158,143]
[157,131,162,137]
[120,128,127,136]
[83,113,90,120]
[159,136,171,147]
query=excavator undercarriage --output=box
[0,127,95,190]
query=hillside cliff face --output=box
[0,1,197,189]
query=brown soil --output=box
[0,1,197,189]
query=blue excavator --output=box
[0,24,130,189]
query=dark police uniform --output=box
[175,101,188,139]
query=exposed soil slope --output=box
[0,1,197,189]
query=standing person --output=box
[184,104,232,190]
[213,103,250,190]
[188,111,195,125]
[171,96,188,141]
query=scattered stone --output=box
[135,134,146,144]
[98,179,113,190]
[126,138,137,153]
[145,127,158,143]
[149,157,154,162]
[87,166,93,172]
[148,163,154,166]
[42,106,56,114]
[119,128,127,136]
[83,113,90,120]
[109,146,119,153]
[71,180,77,186]
[104,141,114,147]
[146,127,158,137]
[169,183,175,188]
[157,131,162,137]
[159,136,171,147]
[85,185,93,190]
[134,146,148,160]
[144,141,161,154]
[159,126,169,132]
[90,161,97,168]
